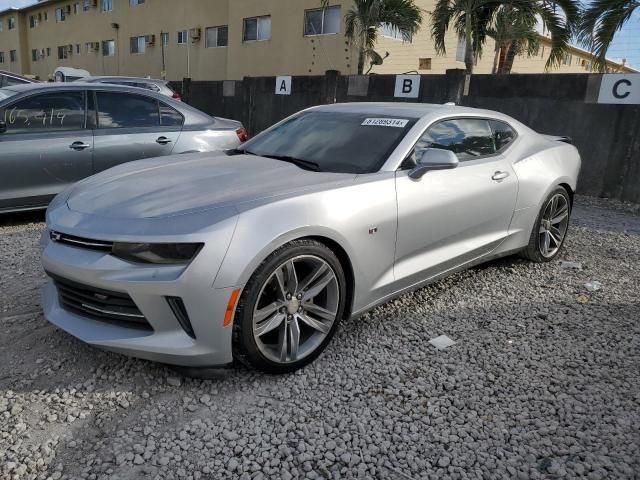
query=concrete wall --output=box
[175,72,639,203]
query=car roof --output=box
[3,82,163,95]
[310,102,525,128]
[84,76,166,84]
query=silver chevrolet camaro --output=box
[41,102,581,373]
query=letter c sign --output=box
[597,74,640,104]
[394,75,421,99]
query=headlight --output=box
[111,243,203,264]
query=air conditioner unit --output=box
[145,34,156,46]
[190,27,201,42]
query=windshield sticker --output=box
[361,118,410,128]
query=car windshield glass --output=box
[238,111,417,174]
[0,89,18,101]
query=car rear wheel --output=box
[232,239,347,374]
[521,186,571,262]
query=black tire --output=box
[232,239,347,374]
[520,186,572,263]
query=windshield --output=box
[0,89,18,101]
[239,111,417,174]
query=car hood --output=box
[66,153,356,219]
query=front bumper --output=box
[41,233,239,368]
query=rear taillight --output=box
[236,127,248,143]
[172,92,182,101]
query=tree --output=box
[580,0,639,72]
[430,0,579,74]
[488,6,540,73]
[323,0,423,74]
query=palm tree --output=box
[323,0,423,74]
[430,0,579,74]
[580,0,639,72]
[488,5,540,73]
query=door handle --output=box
[491,171,510,181]
[69,141,91,151]
[156,136,172,145]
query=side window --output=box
[1,91,85,134]
[96,92,159,128]
[159,103,184,127]
[489,120,517,152]
[415,118,496,162]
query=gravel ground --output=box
[1,195,638,480]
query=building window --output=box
[0,20,3,32]
[76,44,81,54]
[419,58,432,70]
[102,40,115,56]
[563,53,572,65]
[58,46,68,60]
[10,50,17,62]
[130,0,145,5]
[243,15,271,42]
[205,25,228,48]
[46,47,51,56]
[177,30,188,44]
[74,3,79,14]
[44,11,48,21]
[0,52,4,63]
[161,32,169,46]
[8,17,16,29]
[30,15,39,28]
[130,36,146,54]
[381,22,411,42]
[55,8,66,22]
[304,6,341,36]
[101,0,113,12]
[83,0,91,11]
[32,49,38,62]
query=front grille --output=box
[49,230,113,252]
[49,273,152,330]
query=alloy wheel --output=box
[538,193,570,258]
[252,255,340,364]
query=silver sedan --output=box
[41,103,581,373]
[0,83,245,213]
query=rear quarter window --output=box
[489,120,517,152]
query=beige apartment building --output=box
[0,0,635,82]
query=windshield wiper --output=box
[227,149,321,171]
[259,154,321,172]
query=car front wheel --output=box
[521,186,571,262]
[232,239,347,374]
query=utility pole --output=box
[161,30,166,79]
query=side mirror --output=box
[408,148,459,179]
[0,120,6,134]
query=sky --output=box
[1,0,639,69]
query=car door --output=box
[0,89,93,211]
[91,90,182,173]
[393,117,518,287]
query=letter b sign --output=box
[394,75,421,99]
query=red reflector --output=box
[236,127,248,143]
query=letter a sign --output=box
[394,75,420,99]
[275,76,292,95]
[597,74,640,104]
